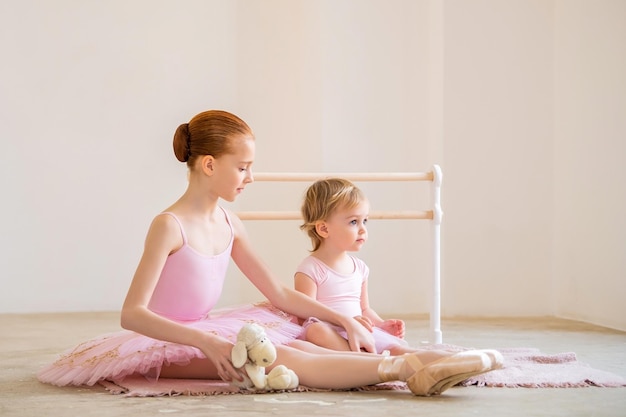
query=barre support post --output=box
[430,165,443,344]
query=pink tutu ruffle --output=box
[37,302,302,386]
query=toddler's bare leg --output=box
[303,322,352,351]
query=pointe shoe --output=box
[481,349,504,370]
[405,350,492,396]
[431,349,504,395]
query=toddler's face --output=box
[324,201,369,252]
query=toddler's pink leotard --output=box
[37,210,301,387]
[296,255,408,354]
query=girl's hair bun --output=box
[173,123,191,162]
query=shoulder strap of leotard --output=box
[159,212,187,244]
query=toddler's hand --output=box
[379,319,405,338]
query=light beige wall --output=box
[442,0,555,316]
[0,0,241,311]
[553,0,626,330]
[220,0,435,313]
[1,0,624,331]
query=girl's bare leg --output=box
[272,345,501,395]
[158,357,218,379]
[154,342,386,380]
[272,344,382,389]
[288,339,447,360]
[288,339,380,355]
[388,345,420,355]
[272,345,458,389]
[157,343,502,396]
[155,341,383,380]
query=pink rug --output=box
[99,347,626,397]
[460,347,626,388]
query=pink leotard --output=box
[296,254,408,353]
[296,255,368,317]
[148,211,231,321]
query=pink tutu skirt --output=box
[37,302,302,386]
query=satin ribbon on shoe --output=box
[405,350,494,396]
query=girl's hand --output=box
[353,315,374,332]
[198,333,243,382]
[344,317,376,353]
[379,319,406,339]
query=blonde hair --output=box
[300,178,366,251]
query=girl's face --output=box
[322,200,369,252]
[213,136,255,202]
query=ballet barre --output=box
[236,166,444,344]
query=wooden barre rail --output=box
[237,171,436,220]
[251,172,434,182]
[237,210,433,220]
